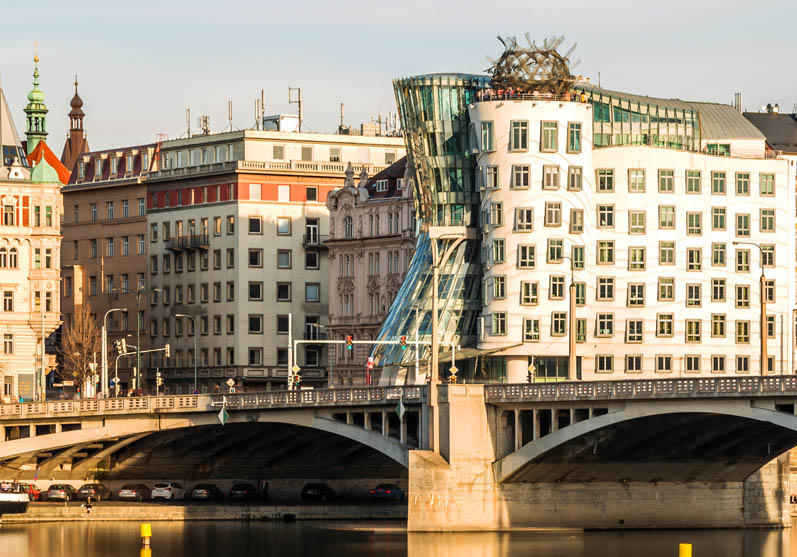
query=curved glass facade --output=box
[371,74,489,377]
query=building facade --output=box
[145,129,405,392]
[61,143,155,390]
[0,59,66,402]
[325,158,416,385]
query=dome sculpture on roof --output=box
[69,76,84,113]
[486,34,579,96]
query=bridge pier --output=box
[407,384,793,531]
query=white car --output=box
[150,482,186,501]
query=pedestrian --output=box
[83,496,93,515]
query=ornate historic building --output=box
[0,57,68,402]
[325,158,416,385]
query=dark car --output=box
[117,484,151,502]
[76,483,112,502]
[370,483,404,501]
[301,483,336,502]
[229,483,259,501]
[44,484,77,502]
[191,483,224,501]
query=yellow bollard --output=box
[140,523,152,548]
[679,543,692,557]
[140,549,152,557]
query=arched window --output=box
[0,248,6,267]
[9,248,17,268]
[343,216,354,239]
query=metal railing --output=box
[484,376,797,403]
[0,395,200,419]
[473,92,582,103]
[302,234,329,247]
[165,234,210,251]
[210,385,426,409]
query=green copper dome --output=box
[26,56,45,105]
[24,54,48,155]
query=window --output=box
[736,355,750,373]
[658,169,674,193]
[225,248,235,269]
[3,334,13,354]
[628,247,645,270]
[626,355,642,373]
[712,355,726,373]
[570,209,584,233]
[277,282,292,301]
[629,211,645,234]
[686,320,701,343]
[596,313,613,337]
[542,165,559,189]
[544,202,561,226]
[306,186,318,202]
[248,281,263,301]
[306,251,319,269]
[551,312,566,336]
[509,120,528,151]
[712,278,726,302]
[686,212,702,235]
[567,166,583,191]
[736,321,750,343]
[597,277,614,301]
[514,207,533,231]
[736,249,750,272]
[248,315,263,334]
[597,355,613,373]
[249,249,263,268]
[626,320,643,343]
[657,314,674,337]
[760,173,775,196]
[511,165,530,189]
[107,201,115,220]
[248,348,263,366]
[492,239,505,263]
[628,283,645,306]
[547,239,563,263]
[686,170,701,193]
[687,284,702,307]
[524,318,540,341]
[490,202,503,226]
[761,245,775,267]
[576,318,586,343]
[549,275,565,299]
[485,166,498,189]
[735,284,750,308]
[227,281,235,301]
[656,355,673,374]
[375,180,388,193]
[658,206,675,229]
[712,314,726,338]
[520,281,539,305]
[628,169,645,192]
[760,209,775,232]
[492,312,507,335]
[90,203,97,222]
[736,172,750,195]
[712,243,726,266]
[540,121,557,152]
[212,249,221,270]
[711,171,726,194]
[735,213,750,237]
[765,279,775,302]
[572,245,584,270]
[517,245,535,268]
[567,122,581,153]
[574,282,586,305]
[492,276,506,300]
[686,248,701,271]
[248,216,262,234]
[277,217,291,235]
[712,207,726,230]
[597,241,614,264]
[658,277,674,301]
[597,205,614,229]
[597,169,614,192]
[480,121,494,151]
[3,291,12,311]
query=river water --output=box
[1,520,796,556]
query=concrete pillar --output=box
[514,408,521,451]
[364,413,372,431]
[400,416,407,444]
[419,405,429,450]
[346,411,353,425]
[533,408,540,440]
[55,422,62,433]
[552,409,559,432]
[570,407,575,426]
[381,411,388,437]
[506,356,528,384]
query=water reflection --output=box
[1,519,795,556]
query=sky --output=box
[1,0,795,152]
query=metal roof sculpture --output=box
[486,34,579,95]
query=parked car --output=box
[76,483,112,502]
[151,482,186,501]
[117,484,151,502]
[17,483,41,501]
[300,483,336,502]
[44,484,77,502]
[370,483,404,501]
[191,483,224,501]
[229,483,259,501]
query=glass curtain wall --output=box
[372,74,490,379]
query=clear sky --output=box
[1,0,794,152]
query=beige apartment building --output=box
[145,126,405,392]
[325,158,416,385]
[61,144,155,390]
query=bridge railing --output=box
[209,385,427,409]
[484,375,797,403]
[0,395,200,419]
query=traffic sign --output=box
[226,378,235,388]
[292,365,301,373]
[396,399,406,420]
[88,362,98,373]
[218,407,229,426]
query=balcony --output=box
[304,328,328,341]
[165,234,210,252]
[303,234,329,249]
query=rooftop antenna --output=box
[197,115,210,135]
[340,102,344,127]
[260,89,265,126]
[186,108,191,137]
[598,71,601,89]
[288,87,303,132]
[254,98,260,130]
[227,100,233,131]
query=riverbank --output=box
[2,501,407,523]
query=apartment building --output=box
[145,128,405,392]
[325,157,416,385]
[61,143,155,389]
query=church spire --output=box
[61,73,90,171]
[24,53,48,155]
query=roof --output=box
[365,157,408,200]
[65,143,154,188]
[0,86,28,169]
[743,112,797,153]
[27,141,70,184]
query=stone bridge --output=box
[2,376,797,530]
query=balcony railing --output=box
[303,234,329,248]
[165,234,210,251]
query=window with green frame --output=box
[480,121,494,152]
[567,122,581,153]
[540,121,558,152]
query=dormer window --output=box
[111,157,118,174]
[77,160,85,179]
[375,180,388,192]
[397,178,404,190]
[126,154,134,172]
[95,159,102,177]
[142,152,149,171]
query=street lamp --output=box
[134,287,160,392]
[733,241,768,375]
[175,314,197,393]
[102,308,125,398]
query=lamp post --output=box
[175,314,197,393]
[102,308,124,398]
[733,241,768,375]
[560,253,578,381]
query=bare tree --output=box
[60,301,101,387]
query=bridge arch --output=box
[493,400,797,483]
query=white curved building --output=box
[470,88,795,382]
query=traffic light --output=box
[164,344,171,358]
[346,336,353,350]
[156,371,163,387]
[399,336,407,350]
[114,339,127,353]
